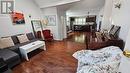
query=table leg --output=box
[23,52,29,61]
[43,45,46,50]
[25,53,29,61]
[40,45,46,50]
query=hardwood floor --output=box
[12,32,86,73]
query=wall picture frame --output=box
[11,12,25,25]
[31,20,43,37]
[43,15,56,26]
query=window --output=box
[74,17,86,25]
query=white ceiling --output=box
[34,0,105,16]
[68,0,105,11]
[34,0,80,8]
[66,0,105,16]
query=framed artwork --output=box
[11,12,25,24]
[31,20,43,37]
[43,15,56,26]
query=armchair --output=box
[42,29,54,41]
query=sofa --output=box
[0,49,20,68]
[8,33,40,54]
[0,58,12,73]
[73,46,123,73]
[0,32,42,68]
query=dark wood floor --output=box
[12,32,87,73]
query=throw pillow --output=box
[0,37,15,49]
[17,34,29,43]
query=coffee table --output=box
[20,40,46,61]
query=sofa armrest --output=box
[0,57,8,73]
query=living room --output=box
[0,0,130,73]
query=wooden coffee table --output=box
[20,41,46,61]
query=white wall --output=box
[101,0,113,30]
[125,29,130,50]
[0,0,42,37]
[41,7,60,40]
[111,0,130,42]
[121,0,130,49]
[41,6,67,40]
[96,7,104,31]
[57,6,67,39]
[123,30,130,72]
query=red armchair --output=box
[42,29,54,41]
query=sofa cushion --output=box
[11,35,20,45]
[17,34,29,43]
[26,33,35,40]
[0,37,14,49]
[0,49,18,61]
[17,39,39,47]
[5,46,20,54]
